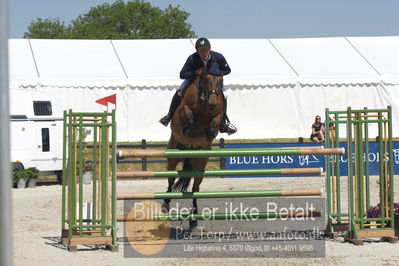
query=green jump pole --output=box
[388,106,395,229]
[117,168,323,179]
[117,147,345,158]
[61,110,67,232]
[117,210,322,222]
[117,189,322,200]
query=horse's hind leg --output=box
[189,158,208,229]
[162,158,180,213]
[189,177,204,229]
[162,177,175,212]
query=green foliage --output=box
[24,18,71,39]
[76,160,93,174]
[13,167,39,180]
[13,170,29,180]
[24,0,196,39]
[26,167,40,179]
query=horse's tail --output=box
[172,158,192,192]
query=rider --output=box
[159,37,237,135]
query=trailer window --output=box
[33,102,52,116]
[41,128,50,152]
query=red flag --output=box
[95,94,116,106]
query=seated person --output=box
[310,115,325,142]
[328,118,336,143]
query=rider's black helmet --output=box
[195,37,211,49]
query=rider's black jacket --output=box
[179,51,231,80]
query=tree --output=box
[24,0,196,39]
[24,18,71,39]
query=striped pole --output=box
[117,189,322,200]
[117,210,322,222]
[117,147,345,158]
[117,168,323,179]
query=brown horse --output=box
[163,66,225,228]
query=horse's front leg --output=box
[181,105,199,137]
[207,114,222,141]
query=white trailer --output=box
[10,90,64,183]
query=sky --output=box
[8,0,399,39]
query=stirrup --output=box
[226,123,237,135]
[159,115,171,127]
[220,121,237,135]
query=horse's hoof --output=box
[189,220,198,229]
[161,202,170,213]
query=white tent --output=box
[8,37,399,141]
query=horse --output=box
[162,66,225,228]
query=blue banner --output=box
[225,142,399,177]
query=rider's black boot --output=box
[159,92,181,126]
[219,97,237,135]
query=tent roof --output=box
[271,37,380,83]
[112,39,194,87]
[208,39,298,85]
[8,37,399,88]
[346,36,399,81]
[9,39,37,80]
[31,39,125,80]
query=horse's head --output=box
[196,66,223,111]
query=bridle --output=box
[198,71,222,102]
